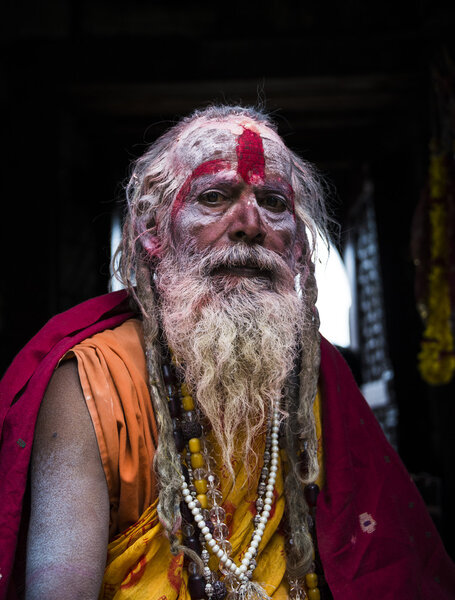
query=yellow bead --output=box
[181,383,190,396]
[182,395,195,410]
[196,494,208,509]
[188,438,201,453]
[190,453,205,469]
[308,588,320,600]
[305,573,318,589]
[194,479,208,494]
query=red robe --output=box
[0,290,454,599]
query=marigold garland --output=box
[418,150,455,385]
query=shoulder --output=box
[72,317,145,356]
[34,359,100,463]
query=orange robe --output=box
[68,318,324,599]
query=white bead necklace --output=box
[181,406,281,585]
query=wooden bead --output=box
[168,397,181,418]
[307,588,321,600]
[182,421,202,441]
[181,383,190,396]
[188,575,205,599]
[305,573,318,588]
[190,452,205,469]
[194,479,208,494]
[196,493,208,509]
[188,438,201,453]
[304,483,320,507]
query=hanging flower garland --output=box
[417,147,455,385]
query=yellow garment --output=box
[68,319,324,599]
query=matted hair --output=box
[117,105,329,309]
[115,104,329,578]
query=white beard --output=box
[156,243,305,478]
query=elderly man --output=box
[0,106,454,600]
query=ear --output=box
[136,216,162,259]
[141,233,162,259]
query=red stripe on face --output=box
[236,128,265,184]
[171,159,231,221]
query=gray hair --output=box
[116,104,328,578]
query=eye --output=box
[261,194,287,212]
[198,190,226,206]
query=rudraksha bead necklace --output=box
[162,359,323,600]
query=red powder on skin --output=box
[237,128,295,217]
[236,128,265,184]
[170,159,230,221]
[171,129,295,220]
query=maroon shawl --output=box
[0,291,453,599]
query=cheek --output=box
[268,218,296,246]
[266,220,299,262]
[171,207,219,250]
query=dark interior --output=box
[3,1,454,557]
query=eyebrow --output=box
[171,159,231,221]
[171,152,295,220]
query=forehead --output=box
[171,118,292,179]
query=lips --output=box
[210,264,272,278]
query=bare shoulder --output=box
[27,359,109,599]
[34,358,96,452]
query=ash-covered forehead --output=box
[171,117,293,180]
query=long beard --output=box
[156,243,306,478]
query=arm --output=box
[26,359,110,600]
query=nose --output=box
[227,193,266,244]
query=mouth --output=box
[210,265,272,278]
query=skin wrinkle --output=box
[170,159,232,222]
[169,122,295,227]
[171,170,300,268]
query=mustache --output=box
[193,243,293,278]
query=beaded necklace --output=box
[161,359,325,600]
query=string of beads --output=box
[161,359,324,599]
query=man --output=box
[0,105,454,600]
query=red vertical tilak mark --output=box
[236,128,265,184]
[171,159,231,221]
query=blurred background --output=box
[2,0,454,556]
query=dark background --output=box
[2,1,454,556]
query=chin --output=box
[210,272,275,295]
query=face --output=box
[169,120,303,278]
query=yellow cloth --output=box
[68,319,324,599]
